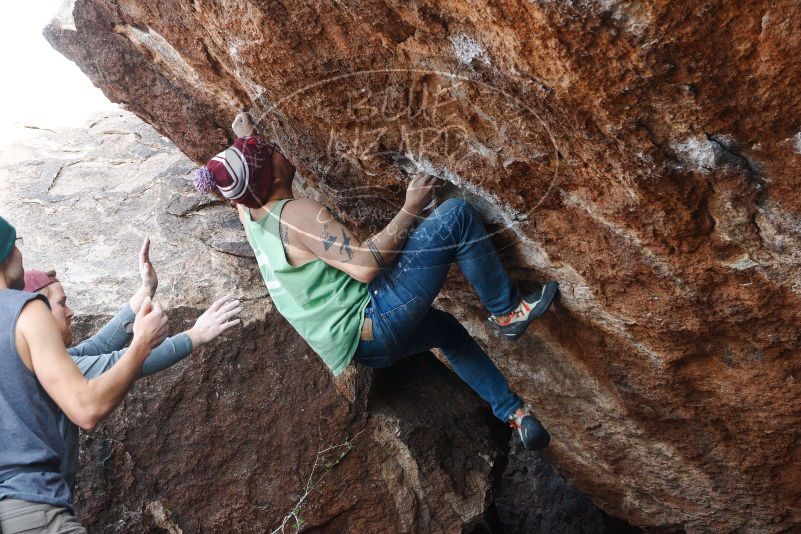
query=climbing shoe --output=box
[488,281,559,340]
[509,405,550,451]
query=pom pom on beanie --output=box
[193,166,216,193]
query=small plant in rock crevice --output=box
[269,428,366,534]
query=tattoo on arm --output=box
[279,221,290,255]
[321,223,337,251]
[339,229,354,262]
[365,239,387,269]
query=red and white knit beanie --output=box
[193,136,275,208]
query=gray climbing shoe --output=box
[509,405,550,451]
[488,281,559,340]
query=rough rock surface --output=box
[495,444,608,534]
[494,443,642,534]
[43,1,801,531]
[0,112,515,533]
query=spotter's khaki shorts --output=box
[0,498,85,534]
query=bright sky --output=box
[0,1,117,144]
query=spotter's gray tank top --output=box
[0,289,72,510]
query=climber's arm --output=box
[288,175,437,283]
[281,199,400,283]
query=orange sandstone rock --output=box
[45,1,801,531]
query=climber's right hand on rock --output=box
[232,112,256,138]
[404,172,438,213]
[133,296,169,350]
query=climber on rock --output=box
[0,216,168,533]
[194,111,559,451]
[23,237,242,493]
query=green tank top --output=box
[244,199,370,375]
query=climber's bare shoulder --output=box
[237,199,361,268]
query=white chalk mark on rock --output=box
[449,35,491,66]
[724,255,759,271]
[670,136,716,173]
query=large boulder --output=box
[42,0,801,531]
[0,112,511,532]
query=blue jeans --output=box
[353,198,523,421]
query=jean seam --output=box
[356,340,377,363]
[502,400,525,422]
[375,294,419,316]
[378,297,420,347]
[497,282,524,316]
[494,300,519,317]
[452,206,519,316]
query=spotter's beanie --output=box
[24,270,60,293]
[0,216,16,264]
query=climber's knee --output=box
[439,197,471,216]
[434,197,478,231]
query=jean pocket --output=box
[378,297,424,349]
